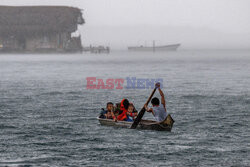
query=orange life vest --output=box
[117,99,128,121]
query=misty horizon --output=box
[1,0,250,50]
[81,25,250,50]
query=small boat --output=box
[98,114,175,131]
[128,43,181,52]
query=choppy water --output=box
[0,50,250,167]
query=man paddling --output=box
[144,83,167,122]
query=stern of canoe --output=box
[138,114,174,131]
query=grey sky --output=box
[1,0,250,49]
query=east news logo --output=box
[86,77,163,89]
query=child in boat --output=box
[126,103,138,122]
[106,111,113,119]
[117,99,130,121]
[100,102,115,119]
[145,83,167,122]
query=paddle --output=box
[130,87,157,129]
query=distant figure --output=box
[106,47,110,53]
[145,83,167,122]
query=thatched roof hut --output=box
[0,6,84,36]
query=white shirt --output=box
[152,104,167,122]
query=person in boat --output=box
[145,83,167,122]
[100,102,115,119]
[126,103,138,122]
[117,99,130,121]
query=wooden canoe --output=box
[98,114,174,131]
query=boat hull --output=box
[128,44,180,52]
[98,114,174,131]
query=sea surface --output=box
[0,50,249,167]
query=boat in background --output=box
[128,41,180,52]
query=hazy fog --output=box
[1,0,250,49]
